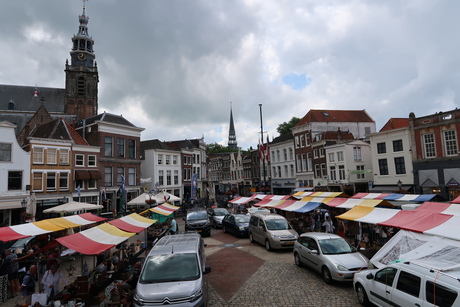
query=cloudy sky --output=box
[1,0,458,150]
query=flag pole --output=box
[259,104,267,194]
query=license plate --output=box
[284,241,294,245]
[196,230,202,232]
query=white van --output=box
[353,261,460,306]
[248,213,298,251]
[134,233,211,306]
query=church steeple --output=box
[64,0,99,120]
[228,102,238,150]
[70,0,95,67]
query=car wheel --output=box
[322,266,333,284]
[249,232,255,243]
[294,252,302,267]
[265,240,271,251]
[356,284,370,306]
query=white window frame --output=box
[59,149,69,165]
[47,148,57,165]
[75,154,84,166]
[33,147,44,164]
[444,130,458,156]
[88,155,97,167]
[423,133,436,158]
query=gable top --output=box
[29,118,88,145]
[379,118,409,132]
[296,109,374,126]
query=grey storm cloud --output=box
[1,0,459,150]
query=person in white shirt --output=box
[322,216,335,233]
[41,263,68,303]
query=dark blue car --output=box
[222,214,250,237]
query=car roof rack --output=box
[404,261,460,283]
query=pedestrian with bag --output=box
[41,263,68,304]
[20,265,37,305]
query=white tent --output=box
[127,191,181,206]
[43,201,103,213]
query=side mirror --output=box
[204,266,211,274]
[366,273,374,280]
[310,249,319,255]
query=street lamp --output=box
[397,180,402,190]
[21,198,27,208]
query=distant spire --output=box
[228,102,238,149]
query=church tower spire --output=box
[64,0,99,120]
[228,102,238,150]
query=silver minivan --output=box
[248,213,298,251]
[134,233,211,307]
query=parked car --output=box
[248,213,298,251]
[184,210,211,237]
[222,214,250,237]
[294,232,369,284]
[134,233,211,307]
[247,207,271,215]
[353,261,460,307]
[207,207,229,228]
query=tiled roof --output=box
[379,118,409,132]
[141,139,174,151]
[75,112,136,128]
[296,109,374,126]
[0,84,65,113]
[29,118,89,145]
[164,140,197,150]
[319,130,355,141]
[271,133,294,144]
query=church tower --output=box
[64,1,99,120]
[228,102,238,150]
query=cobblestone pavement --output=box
[204,227,361,307]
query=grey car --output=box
[207,207,229,228]
[293,232,369,284]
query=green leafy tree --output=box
[206,143,238,154]
[277,117,301,135]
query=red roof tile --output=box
[379,118,409,132]
[296,109,374,126]
[64,121,89,146]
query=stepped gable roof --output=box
[29,118,88,145]
[296,109,374,126]
[271,133,294,145]
[0,84,65,113]
[75,112,136,128]
[379,118,409,132]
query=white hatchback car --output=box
[353,261,460,307]
[293,232,369,284]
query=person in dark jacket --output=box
[20,265,37,305]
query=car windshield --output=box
[140,253,199,283]
[265,219,291,230]
[318,238,357,255]
[235,215,250,223]
[213,209,228,216]
[187,211,208,220]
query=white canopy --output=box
[128,191,181,206]
[43,201,103,213]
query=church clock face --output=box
[78,53,86,61]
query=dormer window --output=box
[8,100,14,110]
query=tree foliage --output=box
[206,143,238,154]
[277,117,301,135]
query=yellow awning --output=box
[33,220,65,232]
[47,217,81,229]
[97,223,133,237]
[336,206,375,221]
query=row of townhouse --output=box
[1,113,210,226]
[269,108,460,201]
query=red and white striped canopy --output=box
[0,213,106,242]
[108,213,156,233]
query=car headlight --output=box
[336,264,349,271]
[271,234,281,239]
[238,226,245,230]
[190,288,203,302]
[133,293,144,306]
